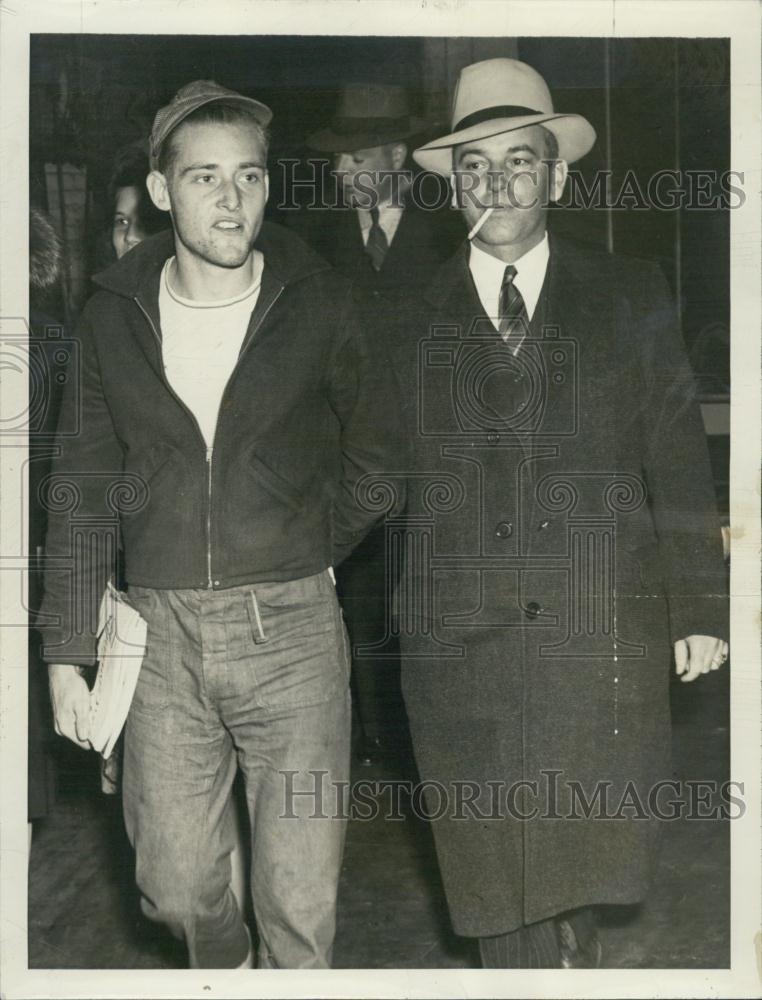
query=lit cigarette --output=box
[467,206,494,240]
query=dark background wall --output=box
[29,33,730,403]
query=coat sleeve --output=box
[633,261,728,644]
[325,292,408,566]
[36,301,125,665]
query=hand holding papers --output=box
[88,583,147,759]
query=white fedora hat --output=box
[413,58,596,175]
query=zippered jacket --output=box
[38,223,407,665]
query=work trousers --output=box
[122,571,351,969]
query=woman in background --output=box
[108,144,167,260]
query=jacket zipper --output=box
[134,285,284,589]
[206,446,214,587]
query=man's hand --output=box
[674,635,728,683]
[48,663,92,748]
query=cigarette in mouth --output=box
[467,206,494,240]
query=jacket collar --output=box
[92,220,330,300]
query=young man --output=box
[390,57,729,968]
[40,80,404,970]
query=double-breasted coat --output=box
[386,233,728,938]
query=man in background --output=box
[296,81,460,765]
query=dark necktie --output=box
[365,208,389,272]
[498,264,529,355]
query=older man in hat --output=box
[293,83,460,766]
[302,81,460,307]
[41,80,404,969]
[388,57,728,968]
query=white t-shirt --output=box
[158,256,263,452]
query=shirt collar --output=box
[468,232,550,324]
[357,201,405,226]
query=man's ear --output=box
[146,170,172,213]
[391,142,408,171]
[548,158,569,203]
[264,170,270,204]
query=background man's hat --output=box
[307,82,427,153]
[150,80,272,169]
[413,58,596,176]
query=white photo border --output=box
[1,1,759,997]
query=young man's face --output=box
[453,125,567,260]
[149,119,269,270]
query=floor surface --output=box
[27,668,730,970]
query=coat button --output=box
[487,431,500,445]
[495,522,513,538]
[538,519,551,530]
[525,601,542,619]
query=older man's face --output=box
[453,125,567,260]
[333,142,405,208]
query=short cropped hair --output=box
[157,103,271,177]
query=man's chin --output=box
[341,189,375,210]
[205,236,259,269]
[473,223,523,246]
[214,253,254,269]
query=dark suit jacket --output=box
[288,199,462,320]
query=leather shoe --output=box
[557,916,603,969]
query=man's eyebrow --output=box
[180,161,266,175]
[456,143,540,161]
[181,162,218,174]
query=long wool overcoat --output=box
[386,233,728,938]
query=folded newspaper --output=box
[88,582,147,759]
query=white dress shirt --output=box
[468,232,550,331]
[356,202,405,247]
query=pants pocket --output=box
[127,587,172,713]
[246,575,349,709]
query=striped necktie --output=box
[365,207,389,271]
[498,264,529,355]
